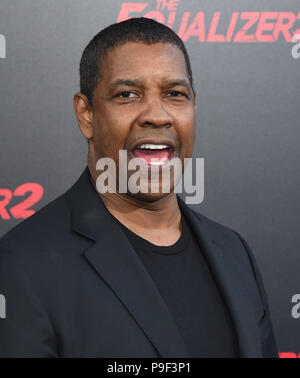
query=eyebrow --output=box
[161,79,191,91]
[111,78,192,92]
[161,79,193,98]
[111,79,144,88]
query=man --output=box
[0,18,277,358]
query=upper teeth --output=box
[137,144,169,150]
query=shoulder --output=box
[189,206,268,294]
[188,206,242,243]
[0,191,82,308]
[0,192,72,259]
[186,206,260,275]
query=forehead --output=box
[100,42,189,84]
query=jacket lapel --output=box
[66,168,189,358]
[66,168,263,358]
[177,196,263,358]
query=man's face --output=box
[90,41,196,200]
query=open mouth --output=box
[131,143,175,166]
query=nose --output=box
[136,96,174,128]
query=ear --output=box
[193,91,197,111]
[73,93,93,140]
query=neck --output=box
[88,165,182,246]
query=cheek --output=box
[177,112,196,154]
[93,110,129,157]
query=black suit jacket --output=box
[0,168,278,358]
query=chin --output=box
[127,190,173,203]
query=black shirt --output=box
[114,212,238,358]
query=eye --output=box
[116,91,139,98]
[166,90,187,98]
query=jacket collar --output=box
[66,167,262,358]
